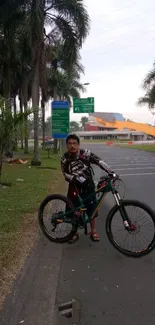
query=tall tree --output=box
[70,121,80,132]
[0,96,32,182]
[28,0,90,165]
[0,0,90,160]
[138,61,155,120]
[80,116,88,130]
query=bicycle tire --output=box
[38,194,78,243]
[106,199,155,257]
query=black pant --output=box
[67,179,98,218]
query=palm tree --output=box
[47,49,86,152]
[80,116,88,130]
[70,121,80,132]
[39,35,87,152]
[0,1,32,152]
[138,86,155,125]
[57,71,85,101]
[0,1,90,161]
[0,1,26,106]
[40,60,85,151]
[138,88,155,108]
[0,95,32,182]
[28,0,90,165]
[143,61,155,89]
[47,64,86,101]
[138,61,155,120]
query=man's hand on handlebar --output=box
[108,172,120,180]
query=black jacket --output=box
[61,149,113,183]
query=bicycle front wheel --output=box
[38,194,78,243]
[106,200,155,257]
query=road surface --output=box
[1,144,155,325]
[56,144,155,325]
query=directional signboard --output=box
[73,97,94,113]
[52,101,69,139]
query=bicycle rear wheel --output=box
[38,194,78,243]
[106,200,155,257]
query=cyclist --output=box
[61,133,116,244]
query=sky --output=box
[69,0,155,125]
[46,0,155,125]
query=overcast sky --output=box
[69,0,155,124]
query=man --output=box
[61,133,116,244]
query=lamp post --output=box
[149,107,155,139]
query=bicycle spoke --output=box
[109,203,155,255]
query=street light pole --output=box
[149,107,155,139]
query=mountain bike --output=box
[38,174,155,257]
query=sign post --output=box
[52,101,69,139]
[73,97,94,113]
[52,101,69,153]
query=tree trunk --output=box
[31,57,41,165]
[53,86,58,154]
[30,0,46,165]
[13,95,18,150]
[3,66,12,152]
[3,65,11,111]
[23,80,29,154]
[19,92,24,149]
[41,97,45,149]
[0,146,3,184]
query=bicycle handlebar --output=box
[100,174,121,182]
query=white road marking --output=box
[106,162,154,166]
[106,159,155,163]
[120,172,155,177]
[109,163,155,167]
[104,156,153,159]
[115,166,155,171]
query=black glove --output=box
[108,172,119,180]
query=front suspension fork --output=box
[113,191,132,229]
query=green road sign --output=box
[73,97,94,113]
[52,101,69,139]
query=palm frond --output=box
[138,86,155,108]
[45,0,90,43]
[143,61,155,89]
[69,87,81,98]
[137,96,151,106]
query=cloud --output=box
[75,0,155,124]
[46,0,155,126]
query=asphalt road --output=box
[1,144,155,325]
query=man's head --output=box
[66,133,80,154]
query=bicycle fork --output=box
[113,191,135,231]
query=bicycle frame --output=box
[62,179,122,226]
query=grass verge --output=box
[120,144,155,152]
[0,150,65,309]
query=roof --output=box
[89,112,125,122]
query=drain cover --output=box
[58,299,80,323]
[58,300,73,318]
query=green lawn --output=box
[121,144,155,152]
[0,150,65,307]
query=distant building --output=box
[83,112,155,139]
